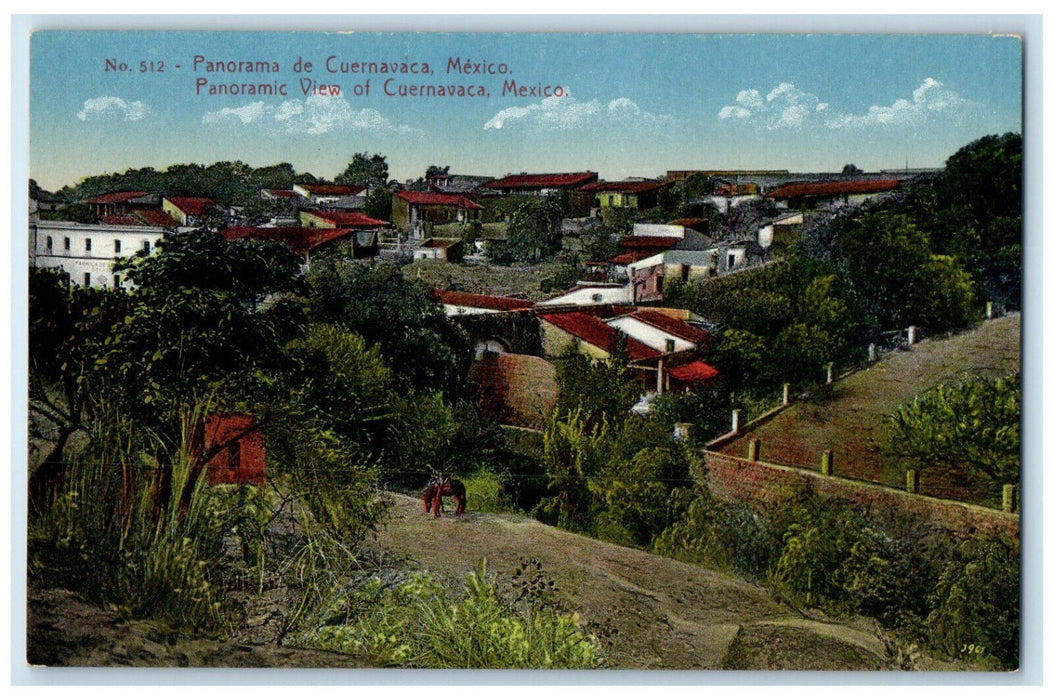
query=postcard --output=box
[23,25,1025,676]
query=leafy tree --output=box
[306,260,472,398]
[336,152,389,191]
[534,409,611,532]
[553,336,640,426]
[28,267,127,505]
[880,373,1020,494]
[283,323,397,454]
[364,186,393,221]
[841,163,863,176]
[490,197,564,263]
[425,164,451,179]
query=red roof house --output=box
[221,226,377,258]
[392,191,483,235]
[431,289,535,313]
[766,179,900,209]
[486,172,599,193]
[200,413,266,487]
[538,311,661,363]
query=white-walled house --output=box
[535,283,634,308]
[30,219,176,289]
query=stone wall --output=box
[702,449,1019,539]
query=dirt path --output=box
[716,314,1020,504]
[369,494,900,670]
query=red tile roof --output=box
[133,209,180,227]
[486,172,598,190]
[766,179,900,200]
[86,191,151,204]
[165,196,216,215]
[669,218,710,233]
[609,251,654,265]
[629,310,711,345]
[304,211,388,227]
[221,226,359,255]
[539,312,661,362]
[619,236,682,251]
[395,191,483,209]
[668,360,719,385]
[581,180,667,194]
[431,289,534,312]
[298,183,366,196]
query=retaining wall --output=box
[702,449,1019,539]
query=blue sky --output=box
[29,31,1022,191]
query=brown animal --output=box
[422,477,466,517]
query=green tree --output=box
[925,535,1020,669]
[490,197,564,263]
[364,186,393,221]
[880,373,1020,495]
[553,336,640,426]
[28,267,127,505]
[534,409,611,532]
[306,260,472,398]
[336,152,389,191]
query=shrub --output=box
[925,536,1020,669]
[301,561,602,668]
[460,469,517,514]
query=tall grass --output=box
[27,407,238,635]
[300,560,602,668]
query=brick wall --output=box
[470,353,558,430]
[702,450,1019,539]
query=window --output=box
[591,293,603,302]
[63,237,70,251]
[85,238,92,252]
[665,339,676,354]
[113,274,121,289]
[114,239,122,253]
[83,272,91,287]
[142,240,151,254]
[727,254,736,268]
[46,236,53,251]
[228,442,241,469]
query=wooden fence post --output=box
[747,439,760,461]
[820,450,833,476]
[1002,484,1018,513]
[906,469,920,494]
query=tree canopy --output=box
[336,152,390,191]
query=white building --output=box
[30,220,176,289]
[535,283,634,308]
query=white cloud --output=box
[76,96,151,122]
[826,77,970,129]
[718,78,974,131]
[484,95,671,131]
[201,95,420,136]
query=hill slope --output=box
[370,494,900,670]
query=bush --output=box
[925,536,1020,669]
[301,561,602,668]
[459,469,517,514]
